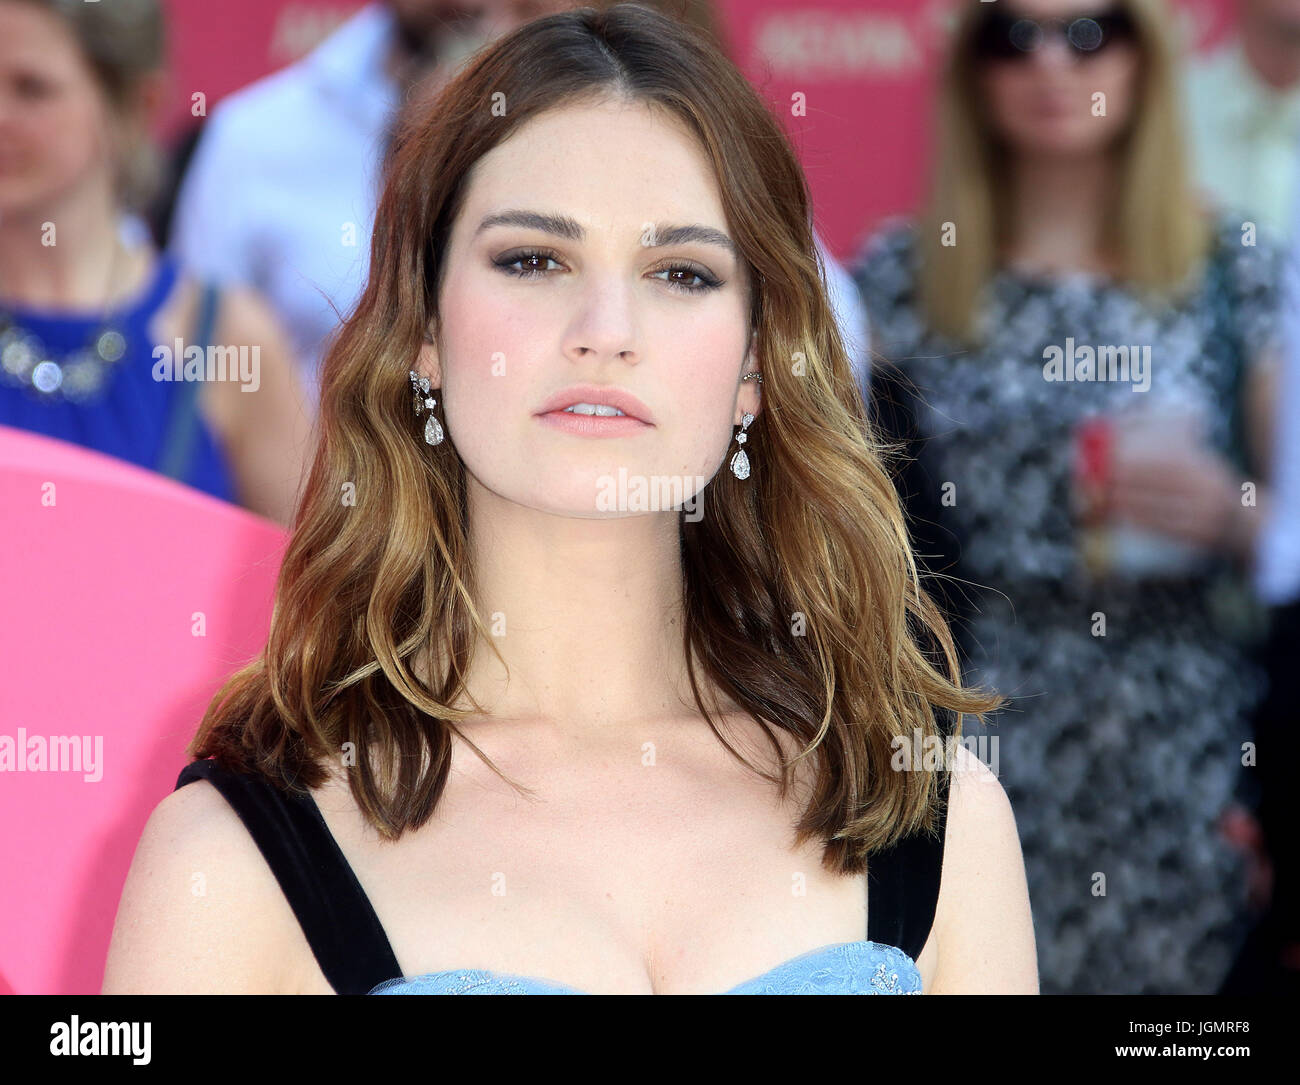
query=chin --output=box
[532,468,712,519]
[1012,127,1114,158]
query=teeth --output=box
[562,403,626,416]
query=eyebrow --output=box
[474,208,738,257]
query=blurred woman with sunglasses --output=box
[851,0,1286,994]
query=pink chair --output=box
[0,424,287,994]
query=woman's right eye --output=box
[493,249,563,278]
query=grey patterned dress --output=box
[850,215,1284,994]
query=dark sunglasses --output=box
[972,9,1137,62]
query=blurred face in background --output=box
[973,0,1142,159]
[482,0,575,37]
[0,1,113,219]
[387,0,486,60]
[386,0,575,101]
[386,0,574,69]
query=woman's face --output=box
[418,97,760,519]
[0,2,112,218]
[976,0,1142,158]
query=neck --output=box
[441,477,712,739]
[0,176,147,310]
[999,150,1119,273]
[1240,11,1300,91]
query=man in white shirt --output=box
[169,3,408,412]
[169,1,871,415]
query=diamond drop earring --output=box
[730,369,761,480]
[409,370,444,445]
[729,412,755,480]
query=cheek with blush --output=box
[431,304,528,480]
[32,96,113,207]
[663,394,739,486]
[1090,53,1141,139]
[654,321,753,485]
[977,70,1025,146]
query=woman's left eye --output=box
[650,265,722,294]
[492,249,722,294]
[16,74,55,100]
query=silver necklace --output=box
[0,238,130,403]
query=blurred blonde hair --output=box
[919,0,1210,343]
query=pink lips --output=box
[537,411,652,438]
[534,383,655,438]
[535,385,655,424]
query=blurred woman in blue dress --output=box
[0,0,312,526]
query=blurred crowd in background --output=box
[1,0,1296,995]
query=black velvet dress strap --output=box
[174,759,402,994]
[866,767,951,963]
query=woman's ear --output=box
[737,328,761,424]
[415,324,441,387]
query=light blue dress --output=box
[368,940,921,995]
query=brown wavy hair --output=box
[189,1,1004,872]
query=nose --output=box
[562,271,640,365]
[1028,35,1079,70]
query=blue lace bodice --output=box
[368,939,921,995]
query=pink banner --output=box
[0,426,287,994]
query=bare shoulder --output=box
[212,283,293,346]
[194,279,308,425]
[927,743,1039,993]
[102,778,305,994]
[207,282,304,409]
[149,273,285,345]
